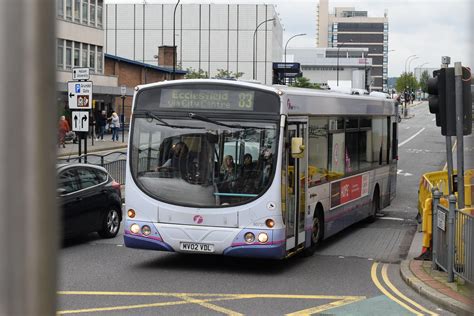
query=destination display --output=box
[160,89,255,111]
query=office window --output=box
[89,45,95,71]
[57,0,64,18]
[65,0,72,20]
[57,39,64,69]
[65,40,72,69]
[97,0,103,27]
[82,0,88,23]
[73,42,80,67]
[74,0,80,22]
[97,47,103,73]
[82,44,88,67]
[90,0,95,25]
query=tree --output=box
[395,72,418,93]
[185,67,208,79]
[214,69,243,79]
[418,70,430,93]
[290,76,321,89]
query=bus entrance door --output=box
[286,121,307,252]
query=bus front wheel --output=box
[366,191,380,223]
[303,210,324,257]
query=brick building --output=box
[104,46,186,121]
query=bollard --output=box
[447,194,456,282]
[432,188,441,269]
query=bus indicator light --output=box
[127,209,136,218]
[265,219,275,228]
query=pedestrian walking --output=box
[97,110,107,140]
[58,115,70,148]
[109,111,120,142]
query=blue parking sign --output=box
[75,84,80,93]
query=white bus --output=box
[124,79,398,259]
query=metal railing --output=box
[454,209,473,283]
[433,189,474,284]
[57,151,127,184]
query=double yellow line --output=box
[371,262,437,315]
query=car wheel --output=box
[98,206,120,238]
[303,210,324,257]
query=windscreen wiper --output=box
[189,112,253,129]
[145,112,204,129]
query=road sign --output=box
[68,81,93,109]
[72,67,90,80]
[71,111,89,132]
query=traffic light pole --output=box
[454,62,464,209]
[445,136,454,194]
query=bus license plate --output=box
[180,242,214,253]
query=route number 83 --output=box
[238,93,253,109]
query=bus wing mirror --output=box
[291,137,305,158]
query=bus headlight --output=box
[244,232,255,243]
[130,224,140,234]
[141,225,151,236]
[258,233,269,243]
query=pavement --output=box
[57,131,128,158]
[399,124,474,316]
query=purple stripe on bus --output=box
[124,230,162,241]
[231,239,285,247]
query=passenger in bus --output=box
[220,155,237,190]
[237,153,259,193]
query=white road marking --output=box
[398,128,425,147]
[397,169,413,177]
[378,217,405,221]
[432,118,436,121]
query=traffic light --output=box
[427,69,445,129]
[427,67,472,136]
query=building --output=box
[317,0,389,92]
[104,3,283,85]
[56,0,184,130]
[56,0,120,117]
[285,47,372,90]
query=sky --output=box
[107,0,472,77]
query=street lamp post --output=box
[120,85,126,143]
[336,41,352,87]
[172,0,181,80]
[407,56,419,75]
[284,33,306,85]
[404,54,417,74]
[253,18,275,80]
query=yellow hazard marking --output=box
[381,264,438,316]
[286,296,365,316]
[57,291,365,315]
[371,262,424,316]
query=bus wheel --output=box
[98,206,121,238]
[303,210,324,257]
[366,192,379,223]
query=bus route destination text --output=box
[160,89,254,111]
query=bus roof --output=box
[134,79,395,116]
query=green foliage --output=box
[395,72,419,92]
[214,69,244,79]
[184,67,208,79]
[419,70,430,93]
[290,76,321,89]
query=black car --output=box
[57,163,122,239]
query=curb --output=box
[399,260,472,316]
